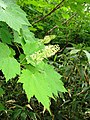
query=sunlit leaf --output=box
[19,62,67,111]
[0,42,20,81]
[0,1,30,32]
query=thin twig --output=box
[32,0,65,25]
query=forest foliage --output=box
[0,0,90,120]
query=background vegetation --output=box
[0,0,90,120]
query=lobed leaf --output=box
[19,62,67,111]
[0,43,20,81]
[0,1,30,32]
[0,57,20,81]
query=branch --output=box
[32,0,65,25]
[46,13,77,34]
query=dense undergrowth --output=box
[0,0,90,120]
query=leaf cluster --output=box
[0,0,66,118]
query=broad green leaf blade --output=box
[2,0,16,4]
[14,26,36,45]
[0,42,20,80]
[19,62,67,111]
[19,69,52,110]
[23,41,44,56]
[22,41,44,65]
[0,26,12,44]
[0,42,11,58]
[0,57,20,81]
[14,31,24,44]
[38,62,67,93]
[22,26,36,42]
[0,2,30,32]
[0,0,7,9]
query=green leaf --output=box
[70,49,80,54]
[0,87,5,96]
[9,48,16,57]
[0,0,7,9]
[0,103,5,111]
[29,26,37,32]
[0,1,30,32]
[22,41,44,65]
[0,42,11,58]
[14,31,23,44]
[62,13,70,19]
[83,50,90,64]
[23,41,44,56]
[0,42,20,81]
[19,62,67,111]
[14,26,36,44]
[0,57,20,81]
[0,25,12,44]
[22,26,35,42]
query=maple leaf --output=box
[0,42,20,81]
[19,62,67,111]
[0,0,30,32]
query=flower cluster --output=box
[30,45,60,63]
